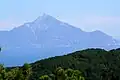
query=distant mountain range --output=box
[0,13,120,66]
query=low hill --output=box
[29,48,120,80]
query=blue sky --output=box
[0,0,120,38]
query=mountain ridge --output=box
[0,14,120,66]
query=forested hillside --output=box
[30,48,120,80]
[1,48,120,80]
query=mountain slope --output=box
[29,48,120,80]
[0,13,119,66]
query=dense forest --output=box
[1,48,120,80]
[0,63,32,80]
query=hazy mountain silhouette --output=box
[0,13,119,66]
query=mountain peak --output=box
[34,13,54,22]
[39,13,50,18]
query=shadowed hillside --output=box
[26,48,120,80]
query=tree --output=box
[0,63,32,80]
[0,47,1,52]
[6,68,24,80]
[65,69,85,80]
[40,67,85,80]
[39,75,51,80]
[22,63,32,80]
[0,64,6,80]
[55,67,67,80]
